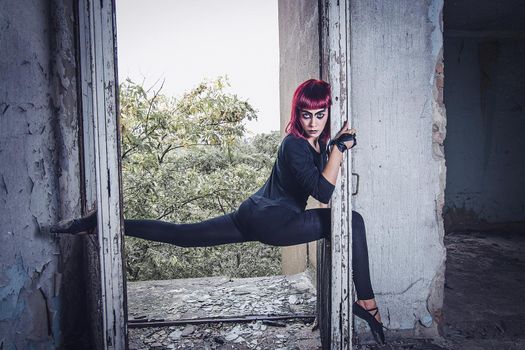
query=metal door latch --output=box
[352,173,359,195]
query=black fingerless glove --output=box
[328,133,357,153]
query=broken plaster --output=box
[425,0,447,336]
[0,255,28,321]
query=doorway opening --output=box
[442,0,525,345]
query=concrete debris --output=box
[128,233,525,349]
[128,272,320,349]
[168,330,181,340]
[180,325,195,337]
[129,319,320,349]
[127,273,316,321]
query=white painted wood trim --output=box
[78,0,127,348]
[78,0,96,208]
[327,0,353,348]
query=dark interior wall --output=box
[444,0,525,31]
[0,1,93,348]
[443,0,525,229]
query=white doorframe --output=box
[320,0,353,348]
[77,0,352,348]
[78,0,127,348]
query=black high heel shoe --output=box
[50,209,98,234]
[352,301,386,345]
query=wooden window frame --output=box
[77,0,127,348]
[318,0,354,349]
[75,0,353,349]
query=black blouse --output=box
[252,134,335,211]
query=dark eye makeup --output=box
[300,110,326,119]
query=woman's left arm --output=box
[322,122,356,186]
[321,147,344,186]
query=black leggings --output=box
[125,208,375,300]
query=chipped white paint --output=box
[78,0,127,348]
[325,0,353,348]
[78,0,97,209]
[0,1,83,347]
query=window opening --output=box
[115,1,322,348]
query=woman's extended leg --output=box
[249,207,375,301]
[48,208,252,247]
[124,212,253,247]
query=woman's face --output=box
[298,107,329,141]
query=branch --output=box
[158,145,173,164]
[144,80,165,135]
[156,189,226,220]
[216,195,227,214]
[122,145,137,160]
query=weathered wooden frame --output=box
[318,0,353,348]
[77,0,127,348]
[77,0,353,348]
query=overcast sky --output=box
[116,0,279,135]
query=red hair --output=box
[285,79,332,144]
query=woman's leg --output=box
[248,207,331,246]
[250,208,375,301]
[255,208,379,319]
[351,211,375,301]
[351,212,381,322]
[124,212,253,247]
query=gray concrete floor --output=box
[439,231,525,349]
[127,231,525,349]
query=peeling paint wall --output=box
[0,1,92,348]
[350,0,446,335]
[443,0,525,229]
[278,0,321,276]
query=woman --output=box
[52,79,385,344]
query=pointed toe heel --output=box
[50,209,98,234]
[352,301,386,345]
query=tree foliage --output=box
[120,77,281,281]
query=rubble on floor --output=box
[128,273,321,349]
[128,320,320,350]
[128,273,317,321]
[127,231,525,349]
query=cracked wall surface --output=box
[350,0,446,335]
[0,1,92,348]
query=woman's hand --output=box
[322,121,358,186]
[334,121,357,150]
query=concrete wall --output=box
[0,1,94,348]
[350,0,446,334]
[278,0,321,275]
[278,0,446,334]
[443,0,525,229]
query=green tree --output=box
[120,77,282,281]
